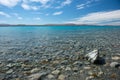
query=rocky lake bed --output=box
[0,26,120,80]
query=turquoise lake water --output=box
[0,26,120,60]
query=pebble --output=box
[30,68,40,73]
[88,71,98,77]
[61,60,68,65]
[58,74,65,80]
[80,70,83,73]
[6,63,14,68]
[110,73,117,78]
[112,56,120,60]
[73,67,79,72]
[73,61,82,66]
[6,69,13,74]
[52,70,60,75]
[83,66,91,70]
[84,61,90,65]
[53,60,59,64]
[65,67,71,71]
[47,74,54,79]
[98,71,104,77]
[29,72,48,80]
[86,76,94,80]
[110,62,120,68]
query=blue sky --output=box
[0,0,120,25]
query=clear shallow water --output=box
[0,26,120,60]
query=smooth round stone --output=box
[52,70,60,75]
[58,74,65,80]
[65,67,71,71]
[73,61,82,66]
[85,76,94,80]
[73,67,79,72]
[47,74,54,79]
[6,69,13,74]
[83,66,91,70]
[30,68,40,73]
[110,62,120,68]
[112,56,120,60]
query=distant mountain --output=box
[0,23,120,26]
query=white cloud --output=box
[56,0,72,9]
[67,10,120,25]
[62,0,72,6]
[21,3,31,10]
[0,0,20,7]
[31,6,39,10]
[53,11,63,15]
[30,0,50,5]
[76,4,85,9]
[76,0,99,10]
[21,3,39,10]
[21,0,51,10]
[0,11,11,17]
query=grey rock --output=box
[6,63,14,68]
[65,67,71,71]
[29,72,48,80]
[84,61,90,65]
[52,70,60,75]
[83,66,91,70]
[110,62,120,68]
[30,68,40,73]
[61,60,68,65]
[6,69,13,74]
[73,61,82,66]
[47,74,54,79]
[73,67,79,72]
[58,74,65,80]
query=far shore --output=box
[0,24,120,27]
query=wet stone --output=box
[73,67,79,72]
[65,67,71,71]
[28,72,48,80]
[110,62,120,68]
[30,68,40,73]
[112,56,120,60]
[73,61,83,66]
[61,60,68,65]
[58,74,65,80]
[6,69,13,74]
[83,66,91,70]
[52,70,60,75]
[47,74,55,79]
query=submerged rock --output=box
[6,69,13,74]
[58,74,65,80]
[52,70,60,75]
[65,67,71,71]
[30,68,40,73]
[47,74,55,79]
[83,66,91,70]
[73,61,82,66]
[28,72,48,80]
